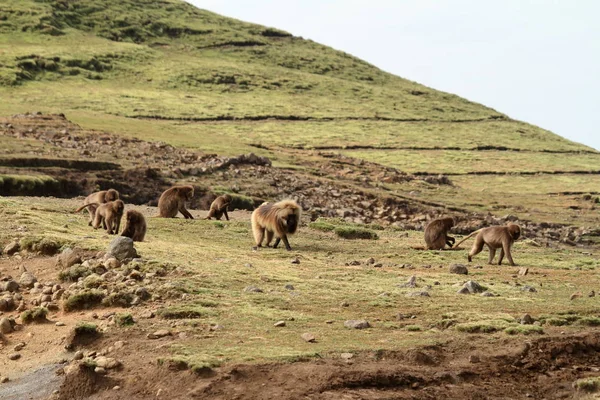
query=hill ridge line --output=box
[277,145,599,155]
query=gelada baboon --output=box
[424,217,455,250]
[205,194,232,221]
[453,223,521,266]
[157,185,194,219]
[76,189,119,226]
[77,200,124,234]
[121,210,147,242]
[251,199,301,251]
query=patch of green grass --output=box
[158,304,216,319]
[575,317,600,327]
[83,274,104,289]
[334,226,378,240]
[21,307,48,323]
[101,292,134,307]
[574,377,600,393]
[74,322,98,335]
[309,221,335,232]
[545,317,570,326]
[63,290,105,311]
[455,320,508,334]
[405,325,422,332]
[504,325,544,335]
[59,265,93,282]
[115,313,135,326]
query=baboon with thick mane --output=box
[77,200,124,234]
[121,210,147,242]
[77,188,119,226]
[205,194,232,221]
[251,199,301,251]
[157,185,194,219]
[424,217,455,250]
[453,223,521,266]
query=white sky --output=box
[191,1,600,150]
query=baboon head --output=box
[443,217,455,229]
[182,186,194,201]
[114,200,125,214]
[105,189,119,202]
[285,212,298,234]
[508,223,521,241]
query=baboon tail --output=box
[75,203,99,213]
[452,229,482,249]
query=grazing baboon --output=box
[78,200,124,234]
[76,189,120,226]
[453,223,521,266]
[157,185,194,219]
[205,194,232,221]
[121,210,147,242]
[251,199,301,251]
[424,217,455,250]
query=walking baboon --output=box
[205,194,232,221]
[453,223,521,266]
[121,210,147,242]
[157,185,194,219]
[251,199,301,251]
[78,200,124,234]
[76,189,120,226]
[424,217,455,250]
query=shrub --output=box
[21,307,48,323]
[334,226,378,240]
[63,290,104,311]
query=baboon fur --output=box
[78,200,124,234]
[76,188,120,226]
[251,199,301,251]
[424,217,455,250]
[205,194,232,221]
[454,223,521,266]
[121,210,147,242]
[157,185,194,219]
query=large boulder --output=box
[106,237,138,261]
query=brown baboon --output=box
[121,210,147,242]
[157,185,194,219]
[453,223,521,266]
[205,194,232,221]
[78,200,124,234]
[424,217,455,250]
[76,189,120,226]
[251,199,301,251]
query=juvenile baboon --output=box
[251,199,301,251]
[424,217,455,250]
[76,188,120,226]
[121,210,147,242]
[157,185,194,219]
[453,223,521,266]
[78,200,124,234]
[205,194,232,221]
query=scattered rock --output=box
[469,355,480,363]
[518,267,529,276]
[365,257,375,265]
[19,272,37,289]
[73,351,84,360]
[103,258,121,269]
[301,333,316,343]
[521,286,537,293]
[58,248,82,268]
[406,291,430,297]
[520,314,534,325]
[3,241,20,256]
[284,284,295,290]
[589,290,596,298]
[107,237,138,261]
[1,376,8,383]
[458,280,485,294]
[94,367,106,375]
[243,286,263,293]
[340,301,350,307]
[291,257,300,264]
[147,329,171,339]
[274,321,286,327]
[570,292,581,301]
[56,321,66,327]
[401,275,417,288]
[8,353,20,360]
[0,318,13,334]
[340,353,354,360]
[480,291,495,297]
[344,320,370,329]
[95,356,121,370]
[0,280,19,292]
[348,260,361,266]
[13,342,25,351]
[449,264,468,275]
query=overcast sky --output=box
[192,1,599,150]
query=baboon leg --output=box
[92,214,102,230]
[86,206,96,226]
[115,219,121,235]
[502,240,516,266]
[498,248,505,266]
[445,236,455,248]
[281,235,292,251]
[255,227,265,247]
[468,236,485,262]
[223,210,229,221]
[266,231,275,247]
[487,246,496,264]
[179,206,194,220]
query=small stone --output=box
[0,280,19,292]
[340,301,350,307]
[325,320,334,324]
[401,275,417,288]
[19,272,37,289]
[284,284,295,290]
[103,258,121,269]
[95,356,120,369]
[518,267,529,276]
[210,324,224,331]
[348,260,361,266]
[244,286,263,293]
[589,290,596,298]
[147,329,171,339]
[140,310,155,319]
[1,376,9,383]
[449,264,469,275]
[469,355,480,363]
[340,353,354,360]
[457,287,470,295]
[73,351,84,360]
[301,333,316,343]
[520,314,534,325]
[114,341,125,349]
[274,320,286,327]
[291,257,300,265]
[480,291,495,297]
[107,237,138,261]
[460,280,485,294]
[94,367,106,375]
[8,353,20,360]
[344,320,371,329]
[0,318,13,334]
[406,291,430,297]
[244,263,253,268]
[55,321,66,327]
[365,257,375,265]
[3,241,20,256]
[13,343,25,351]
[113,386,121,390]
[521,286,537,293]
[570,292,581,301]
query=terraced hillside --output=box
[1,1,600,399]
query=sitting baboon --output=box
[78,200,124,234]
[76,188,119,226]
[424,217,455,250]
[120,210,147,242]
[251,199,301,251]
[205,194,232,221]
[157,185,194,219]
[453,223,521,266]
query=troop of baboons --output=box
[76,186,521,263]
